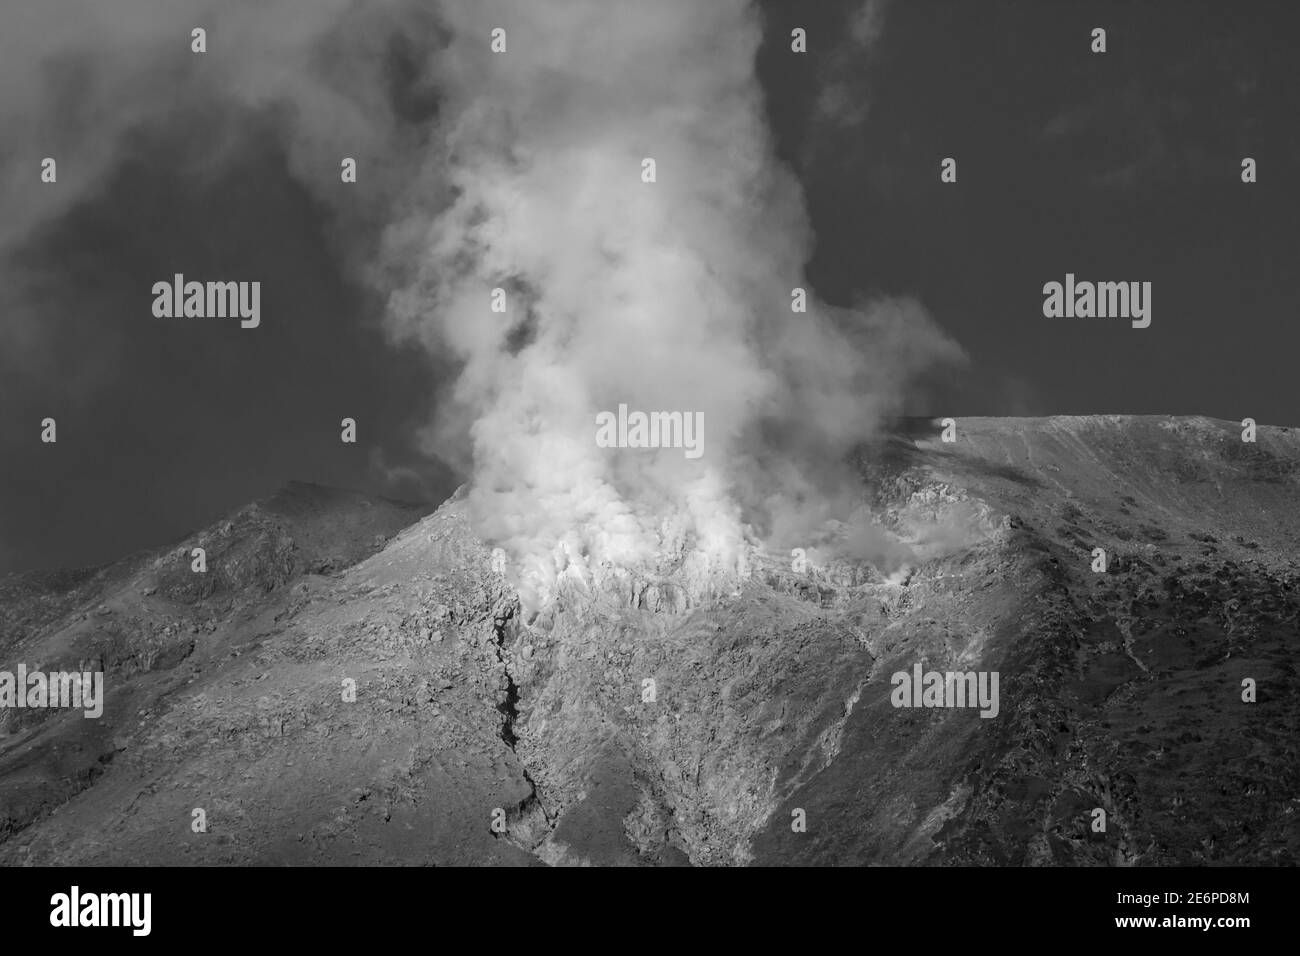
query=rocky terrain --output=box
[1,416,1296,866]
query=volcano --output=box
[1,416,1296,866]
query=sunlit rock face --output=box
[3,416,1298,866]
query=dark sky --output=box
[760,0,1300,419]
[2,0,1298,574]
[0,111,451,574]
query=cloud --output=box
[1039,82,1225,191]
[0,0,442,388]
[797,0,891,174]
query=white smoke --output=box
[0,0,964,609]
[378,0,963,608]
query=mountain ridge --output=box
[1,416,1296,865]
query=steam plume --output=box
[378,0,963,607]
[0,1,963,607]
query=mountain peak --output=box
[2,415,1296,866]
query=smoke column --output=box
[0,0,963,606]
[378,0,963,609]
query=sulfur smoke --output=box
[377,0,962,608]
[0,0,963,608]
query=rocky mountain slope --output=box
[1,416,1296,865]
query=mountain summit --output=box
[1,417,1296,865]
